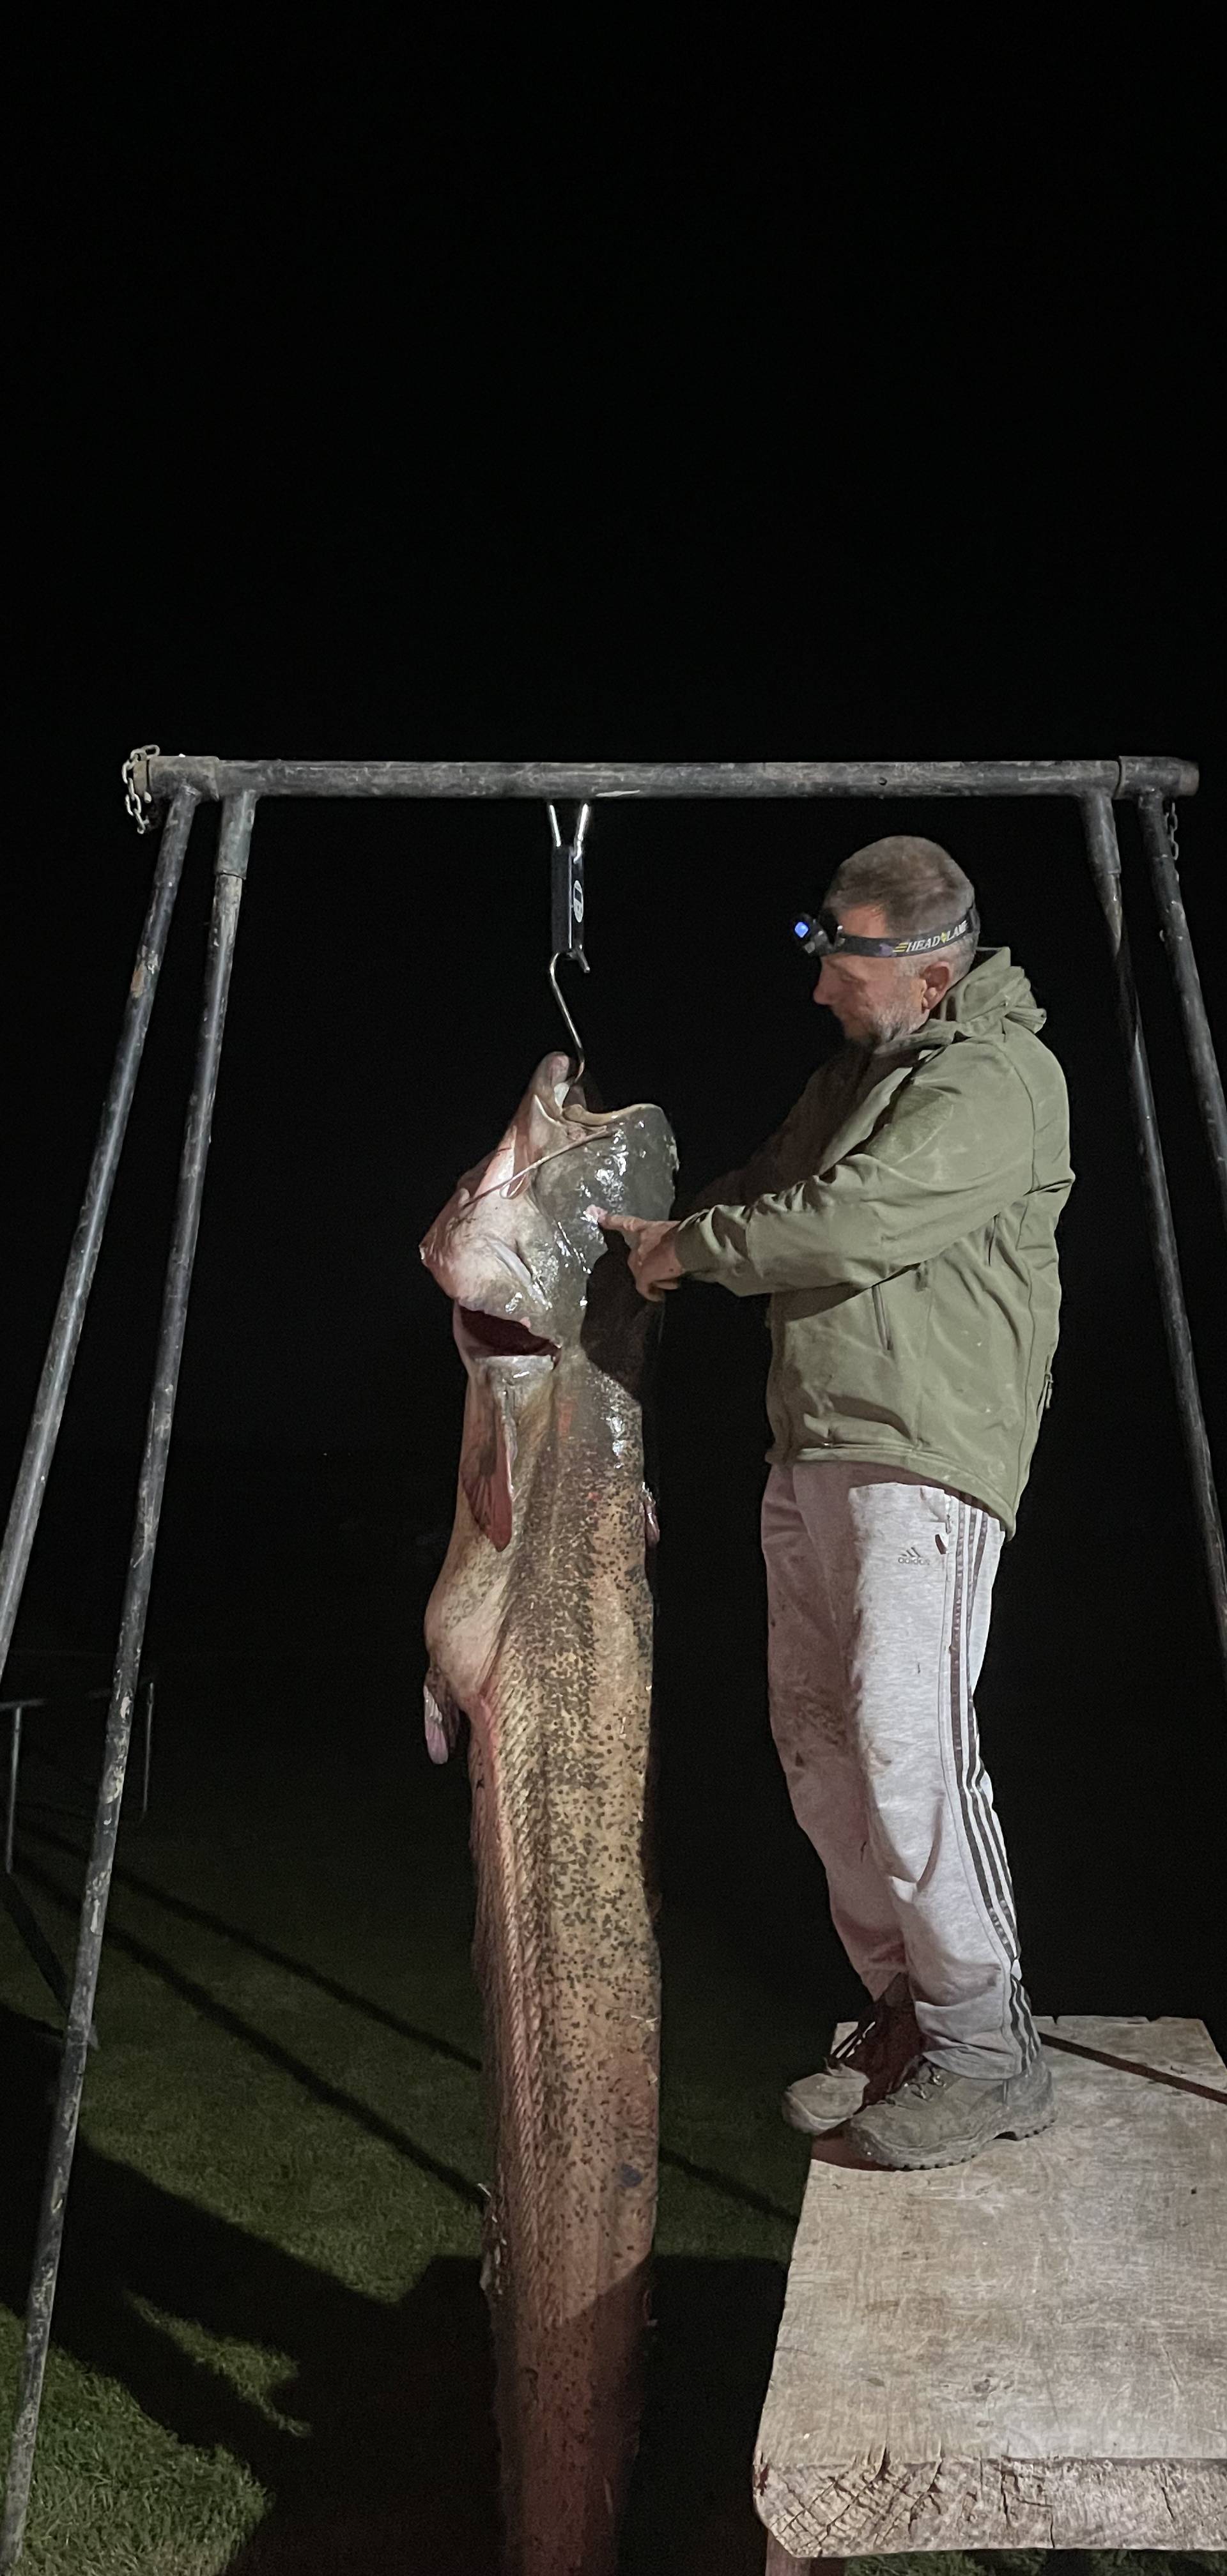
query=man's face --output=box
[813,903,941,1046]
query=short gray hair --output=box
[826,835,978,979]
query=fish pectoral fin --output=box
[423,1666,463,1765]
[459,1375,517,1551]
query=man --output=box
[597,834,1073,2171]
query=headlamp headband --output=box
[792,904,979,960]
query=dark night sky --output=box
[3,30,1224,2029]
[4,38,1223,1570]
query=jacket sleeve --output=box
[674,1060,1033,1295]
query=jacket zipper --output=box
[872,1285,892,1354]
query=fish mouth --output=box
[456,1306,559,1362]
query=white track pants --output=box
[762,1462,1037,2080]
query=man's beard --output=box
[861,995,929,1050]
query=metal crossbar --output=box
[132,752,1199,803]
[0,753,1221,2569]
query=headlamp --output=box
[792,905,979,960]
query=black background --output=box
[4,28,1224,2031]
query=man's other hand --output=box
[590,1209,685,1302]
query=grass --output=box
[2,1660,1224,2573]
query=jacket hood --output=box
[923,946,1046,1045]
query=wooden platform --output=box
[755,2017,1227,2563]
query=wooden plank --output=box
[755,2017,1227,2556]
[764,2537,844,2573]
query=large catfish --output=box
[420,1052,676,2576]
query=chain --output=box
[121,745,160,834]
[1163,799,1180,866]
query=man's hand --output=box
[590,1209,685,1302]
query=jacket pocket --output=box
[871,1284,892,1354]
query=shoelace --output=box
[899,2061,950,2101]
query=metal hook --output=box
[548,953,587,1083]
[546,802,592,1082]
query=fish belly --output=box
[468,1485,658,2576]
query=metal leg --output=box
[1136,792,1227,1239]
[4,1704,20,1876]
[0,792,254,2573]
[0,788,199,1692]
[139,1678,155,1821]
[1081,794,1227,1683]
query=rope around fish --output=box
[460,1119,664,1229]
[462,1132,608,1210]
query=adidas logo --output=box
[897,1544,924,1565]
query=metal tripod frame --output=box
[0,754,1222,2566]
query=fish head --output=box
[421,1052,675,1359]
[421,1054,676,1545]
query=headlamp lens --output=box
[792,910,835,957]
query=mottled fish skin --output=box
[421,1055,676,2576]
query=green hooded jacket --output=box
[674,949,1073,1535]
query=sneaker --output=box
[782,1974,920,2135]
[847,2051,1056,2170]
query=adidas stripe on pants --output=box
[761,1460,1038,2080]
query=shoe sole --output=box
[851,2102,1057,2170]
